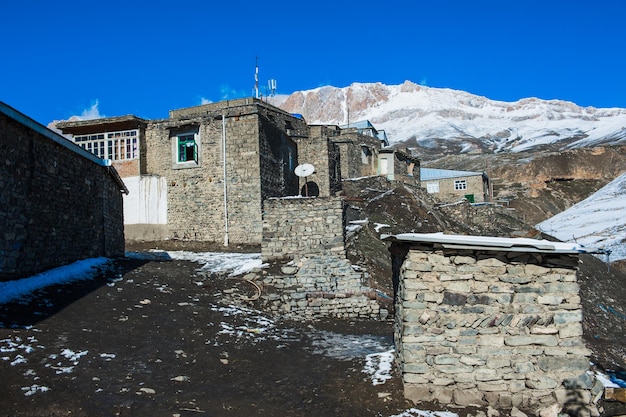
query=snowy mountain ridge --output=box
[537,172,626,262]
[279,81,626,153]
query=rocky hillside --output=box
[425,146,626,225]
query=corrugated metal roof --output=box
[420,167,483,181]
[381,232,600,254]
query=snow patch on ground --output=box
[0,258,111,305]
[363,349,394,385]
[127,251,265,276]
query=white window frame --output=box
[74,129,138,162]
[454,180,468,191]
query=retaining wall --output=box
[260,197,381,320]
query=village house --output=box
[57,99,405,245]
[379,147,421,182]
[336,120,389,179]
[58,98,307,245]
[0,102,127,281]
[421,167,491,203]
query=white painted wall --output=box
[123,176,167,224]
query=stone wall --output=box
[295,125,342,197]
[335,130,382,179]
[262,197,346,261]
[0,104,125,281]
[392,243,600,415]
[260,197,381,320]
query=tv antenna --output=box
[254,56,259,99]
[294,163,315,197]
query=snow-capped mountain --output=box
[536,172,626,261]
[279,81,626,153]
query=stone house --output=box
[0,102,127,281]
[58,100,406,245]
[379,148,421,182]
[335,120,389,179]
[385,232,601,415]
[58,98,307,245]
[421,167,491,203]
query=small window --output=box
[454,180,467,191]
[177,134,197,163]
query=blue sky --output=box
[2,0,625,125]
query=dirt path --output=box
[0,255,418,417]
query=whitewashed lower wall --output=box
[123,175,167,225]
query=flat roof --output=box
[421,168,484,181]
[381,232,600,254]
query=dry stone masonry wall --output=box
[394,245,600,415]
[1,106,125,280]
[260,197,381,320]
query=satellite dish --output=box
[294,163,315,177]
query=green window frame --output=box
[178,134,197,163]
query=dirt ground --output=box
[0,244,426,417]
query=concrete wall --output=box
[391,243,599,415]
[260,197,381,320]
[0,104,125,281]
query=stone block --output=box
[478,381,506,392]
[505,335,558,347]
[487,357,511,369]
[477,258,506,267]
[478,335,505,346]
[432,386,455,405]
[428,254,450,264]
[443,291,468,305]
[476,369,500,382]
[537,356,589,372]
[537,295,564,305]
[460,356,486,366]
[453,388,486,407]
[500,276,533,284]
[525,376,558,389]
[434,355,459,365]
[435,364,474,374]
[524,264,551,276]
[513,361,535,373]
[440,273,473,281]
[554,310,583,324]
[404,383,433,401]
[453,255,476,265]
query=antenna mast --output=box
[254,56,259,99]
